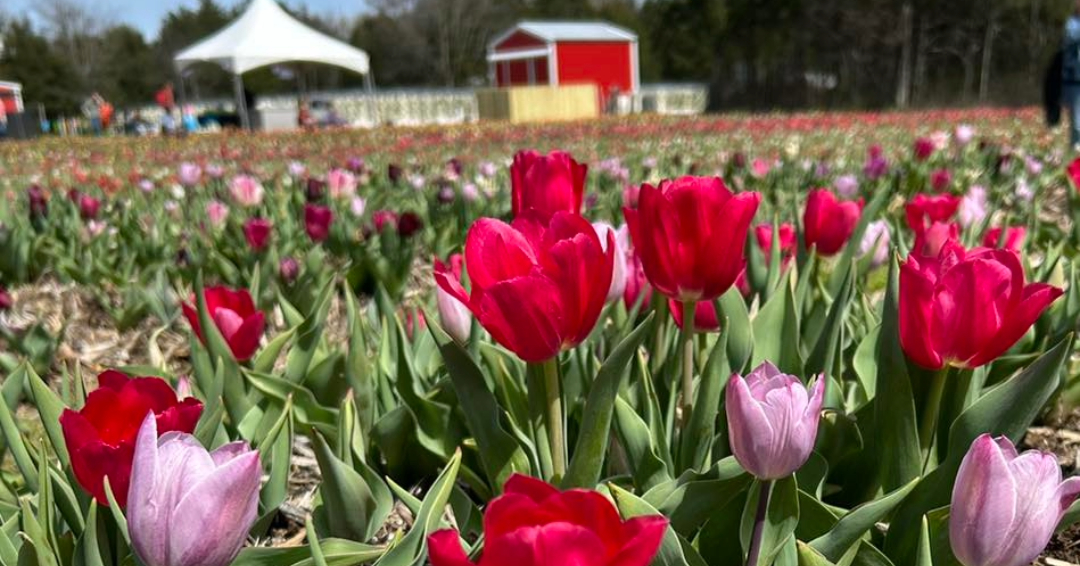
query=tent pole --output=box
[233,73,250,130]
[364,71,378,127]
[175,64,188,110]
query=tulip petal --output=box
[934,257,1013,365]
[127,377,181,414]
[129,414,167,566]
[210,441,253,466]
[170,450,261,566]
[227,311,265,362]
[479,526,541,566]
[899,257,944,370]
[542,490,625,555]
[471,275,564,363]
[97,370,130,391]
[504,473,560,502]
[950,434,1018,566]
[156,398,204,435]
[427,530,475,566]
[726,374,777,478]
[435,259,471,306]
[465,218,538,290]
[701,191,760,300]
[967,283,1063,368]
[610,516,669,566]
[531,523,608,565]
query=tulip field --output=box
[3,107,1080,566]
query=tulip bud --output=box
[279,257,300,284]
[434,254,471,343]
[388,164,403,184]
[304,204,334,243]
[397,211,423,238]
[804,189,863,257]
[726,362,824,480]
[950,434,1080,566]
[128,414,261,566]
[79,194,101,220]
[243,218,272,252]
[305,177,326,201]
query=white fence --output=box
[132,83,708,129]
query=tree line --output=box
[0,0,1073,116]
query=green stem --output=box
[745,480,774,566]
[681,300,697,428]
[543,358,565,481]
[919,367,950,471]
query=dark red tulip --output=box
[428,474,667,566]
[914,137,935,161]
[899,242,1062,370]
[625,176,760,302]
[60,371,202,507]
[435,212,613,362]
[305,177,325,202]
[803,189,863,257]
[905,193,961,235]
[929,168,952,192]
[27,185,48,218]
[983,226,1026,252]
[304,204,333,243]
[182,286,266,362]
[243,218,272,251]
[0,286,11,310]
[511,150,587,222]
[388,164,403,184]
[397,211,423,238]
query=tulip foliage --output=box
[1,115,1080,566]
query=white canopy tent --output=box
[174,0,373,129]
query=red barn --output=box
[487,21,639,108]
[0,81,23,116]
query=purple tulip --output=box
[127,413,260,566]
[949,434,1080,566]
[726,362,825,479]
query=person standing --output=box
[1063,0,1080,147]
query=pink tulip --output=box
[178,163,201,188]
[327,168,357,199]
[206,200,229,229]
[950,434,1080,566]
[726,362,824,480]
[127,414,260,566]
[593,222,628,303]
[228,175,264,207]
[434,254,472,344]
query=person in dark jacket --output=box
[1047,50,1063,128]
[1062,0,1080,145]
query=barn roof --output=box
[492,21,637,49]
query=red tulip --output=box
[435,212,612,362]
[1067,157,1080,190]
[304,204,333,243]
[669,299,720,332]
[243,218,272,251]
[803,189,863,257]
[511,150,587,221]
[373,210,398,232]
[428,474,667,566]
[899,242,1062,370]
[983,226,1026,252]
[182,286,266,362]
[912,221,960,259]
[0,286,11,310]
[623,251,653,310]
[905,193,961,235]
[929,168,952,192]
[755,223,797,261]
[625,176,760,302]
[914,137,935,161]
[60,370,202,507]
[79,194,101,220]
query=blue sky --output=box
[6,0,370,39]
